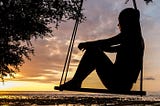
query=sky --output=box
[1,0,160,92]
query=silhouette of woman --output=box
[61,8,144,92]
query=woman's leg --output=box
[61,47,114,89]
[61,47,133,91]
[92,49,115,89]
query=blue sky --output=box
[1,0,160,92]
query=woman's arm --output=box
[102,44,121,52]
[78,33,122,52]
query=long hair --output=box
[118,8,144,83]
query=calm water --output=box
[0,91,160,105]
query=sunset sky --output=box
[1,0,160,92]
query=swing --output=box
[54,0,147,96]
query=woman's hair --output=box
[118,8,140,31]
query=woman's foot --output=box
[60,80,81,90]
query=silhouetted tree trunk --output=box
[0,0,84,81]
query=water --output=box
[0,91,160,106]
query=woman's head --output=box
[118,8,140,32]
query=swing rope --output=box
[132,0,144,93]
[59,0,84,86]
[132,0,138,9]
[126,0,144,94]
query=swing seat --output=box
[54,86,146,96]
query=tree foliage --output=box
[0,0,84,80]
[144,0,153,4]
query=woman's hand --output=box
[78,42,89,51]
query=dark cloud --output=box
[144,77,155,80]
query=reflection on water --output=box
[0,91,160,105]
